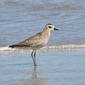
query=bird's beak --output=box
[54,28,59,30]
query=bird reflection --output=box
[32,66,39,85]
[17,66,49,85]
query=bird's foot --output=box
[34,63,37,67]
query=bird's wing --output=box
[10,32,44,47]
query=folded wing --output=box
[9,32,44,48]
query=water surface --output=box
[0,0,85,85]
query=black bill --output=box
[54,28,59,30]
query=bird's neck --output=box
[42,28,50,37]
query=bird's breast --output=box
[40,31,50,45]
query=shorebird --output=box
[9,24,59,66]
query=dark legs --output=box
[31,50,37,66]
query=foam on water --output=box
[43,44,85,50]
[0,44,85,52]
[0,47,13,51]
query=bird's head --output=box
[45,24,59,31]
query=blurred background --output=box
[0,0,85,47]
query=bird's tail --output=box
[9,44,29,48]
[9,45,19,48]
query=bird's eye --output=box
[48,26,52,28]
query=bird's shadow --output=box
[0,62,32,67]
[8,63,31,66]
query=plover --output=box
[9,24,59,66]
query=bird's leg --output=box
[31,50,35,64]
[33,50,37,66]
[31,50,37,66]
[31,50,34,59]
[34,50,36,57]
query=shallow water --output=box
[0,49,85,85]
[0,0,85,85]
